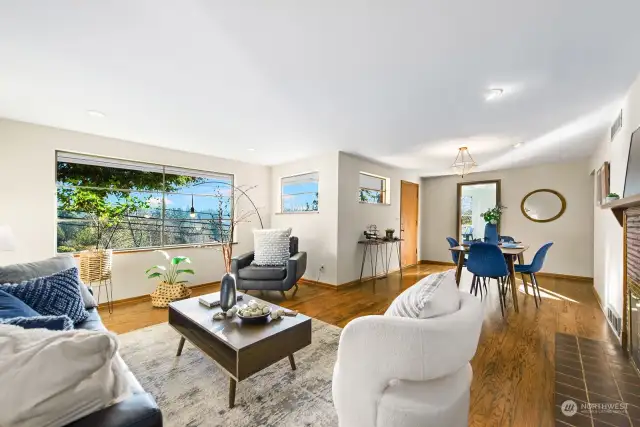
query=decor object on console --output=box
[333,277,483,427]
[385,228,395,239]
[451,146,477,178]
[364,224,378,239]
[79,248,113,312]
[232,235,306,299]
[147,251,194,308]
[0,225,15,252]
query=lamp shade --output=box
[0,226,15,251]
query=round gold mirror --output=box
[521,189,566,223]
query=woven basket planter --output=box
[79,249,113,282]
[150,282,192,308]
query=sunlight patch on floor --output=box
[515,282,579,303]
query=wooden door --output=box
[400,180,419,267]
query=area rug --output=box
[117,319,341,427]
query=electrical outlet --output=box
[319,265,325,272]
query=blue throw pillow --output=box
[0,289,40,319]
[0,315,73,331]
[0,267,89,324]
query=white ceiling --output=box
[0,1,639,176]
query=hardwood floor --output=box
[100,264,615,427]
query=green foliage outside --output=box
[56,161,229,252]
[359,189,382,203]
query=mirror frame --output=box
[520,189,566,223]
[456,179,502,242]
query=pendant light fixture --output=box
[452,146,477,178]
[189,194,196,218]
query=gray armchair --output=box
[231,236,307,298]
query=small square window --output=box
[281,172,319,212]
[358,172,389,204]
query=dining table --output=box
[449,243,530,313]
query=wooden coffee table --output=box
[168,293,312,408]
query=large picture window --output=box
[281,172,319,213]
[358,172,389,204]
[56,152,234,253]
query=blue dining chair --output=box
[514,242,554,308]
[446,237,466,266]
[466,242,510,316]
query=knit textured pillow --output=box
[0,315,74,331]
[385,269,460,319]
[252,228,292,266]
[0,267,89,324]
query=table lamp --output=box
[0,225,16,252]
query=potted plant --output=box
[481,205,506,243]
[147,250,195,308]
[385,228,395,239]
[605,193,620,204]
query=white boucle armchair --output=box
[332,292,483,427]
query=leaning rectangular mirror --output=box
[456,180,501,243]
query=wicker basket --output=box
[150,282,192,308]
[79,249,113,282]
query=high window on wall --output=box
[359,172,389,204]
[281,172,319,213]
[56,152,234,253]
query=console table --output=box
[358,238,403,283]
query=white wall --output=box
[420,160,594,277]
[590,73,640,316]
[270,152,340,284]
[0,119,271,301]
[337,152,421,284]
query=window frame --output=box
[280,171,320,214]
[55,151,236,254]
[358,172,390,205]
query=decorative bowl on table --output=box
[501,243,519,248]
[236,300,272,324]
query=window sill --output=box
[66,242,238,257]
[275,211,320,215]
[358,202,391,206]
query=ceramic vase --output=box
[220,272,237,312]
[484,223,499,244]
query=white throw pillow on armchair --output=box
[252,228,292,266]
[385,269,461,318]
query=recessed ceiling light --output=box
[513,142,522,148]
[87,110,106,118]
[485,88,504,101]
[247,148,255,152]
